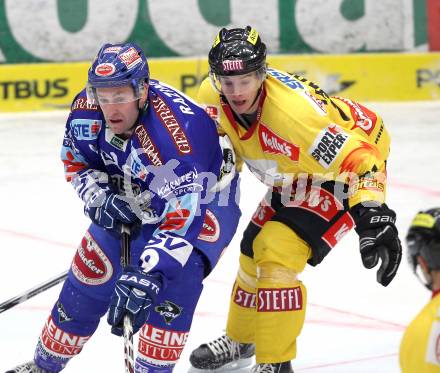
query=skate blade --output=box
[188,357,254,372]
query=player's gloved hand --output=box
[84,189,140,232]
[351,203,402,287]
[107,265,162,336]
[211,135,236,191]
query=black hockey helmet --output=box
[208,26,267,77]
[406,208,440,287]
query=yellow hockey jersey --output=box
[400,291,440,372]
[197,68,391,208]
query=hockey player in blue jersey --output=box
[8,42,241,373]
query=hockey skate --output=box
[251,361,293,373]
[190,334,255,371]
[5,361,49,373]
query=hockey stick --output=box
[120,224,135,373]
[0,270,68,314]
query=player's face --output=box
[96,85,143,136]
[218,72,262,114]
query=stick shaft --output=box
[0,270,68,314]
[123,315,135,373]
[120,224,135,373]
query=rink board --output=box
[1,53,440,112]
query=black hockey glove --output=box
[351,203,402,287]
[211,135,236,192]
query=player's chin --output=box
[109,124,125,135]
[231,101,251,114]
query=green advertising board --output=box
[0,0,428,64]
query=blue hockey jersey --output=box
[61,80,225,282]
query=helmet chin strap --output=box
[416,266,434,290]
[248,84,263,112]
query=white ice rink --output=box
[1,101,439,372]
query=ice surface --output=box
[0,101,439,372]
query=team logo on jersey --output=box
[144,158,202,205]
[258,123,300,162]
[156,168,201,199]
[267,68,305,91]
[350,175,385,195]
[159,206,191,231]
[374,123,384,144]
[309,124,349,169]
[154,300,183,325]
[198,209,220,242]
[339,141,380,174]
[41,316,91,358]
[135,125,164,166]
[71,97,98,112]
[149,81,195,115]
[151,95,192,154]
[103,46,122,54]
[290,186,344,222]
[71,119,101,140]
[303,91,327,115]
[257,287,303,312]
[118,47,142,70]
[322,212,354,248]
[56,301,73,323]
[95,63,115,77]
[251,201,275,228]
[128,148,148,181]
[234,284,256,308]
[138,325,189,363]
[204,105,220,121]
[71,231,113,286]
[104,129,127,151]
[61,149,87,182]
[335,97,377,135]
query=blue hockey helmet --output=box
[87,42,149,104]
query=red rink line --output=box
[390,180,440,197]
[305,318,402,331]
[297,352,396,371]
[308,303,405,331]
[1,228,406,331]
[0,228,75,249]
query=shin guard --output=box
[253,221,311,363]
[226,255,256,343]
[34,279,108,372]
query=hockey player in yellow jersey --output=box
[400,208,440,372]
[189,26,402,373]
